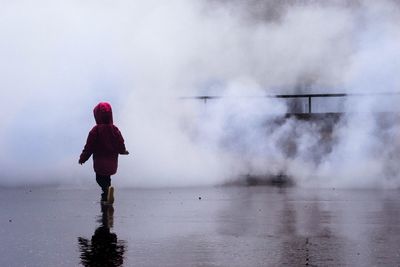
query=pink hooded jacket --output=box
[79,102,127,176]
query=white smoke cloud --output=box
[0,0,400,188]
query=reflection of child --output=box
[79,102,129,202]
[78,204,125,266]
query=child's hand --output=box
[78,159,83,165]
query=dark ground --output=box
[1,186,400,266]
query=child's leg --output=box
[96,174,111,201]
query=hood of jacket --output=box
[93,102,113,125]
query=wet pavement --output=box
[1,186,400,266]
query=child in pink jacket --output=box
[79,102,129,202]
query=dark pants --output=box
[96,174,111,201]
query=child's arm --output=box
[79,127,97,164]
[114,126,129,155]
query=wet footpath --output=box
[1,186,400,266]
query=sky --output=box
[1,0,400,188]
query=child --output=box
[79,102,129,203]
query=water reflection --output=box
[277,189,344,266]
[78,204,126,267]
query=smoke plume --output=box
[1,0,400,188]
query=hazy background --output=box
[1,0,400,188]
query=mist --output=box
[1,0,400,188]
